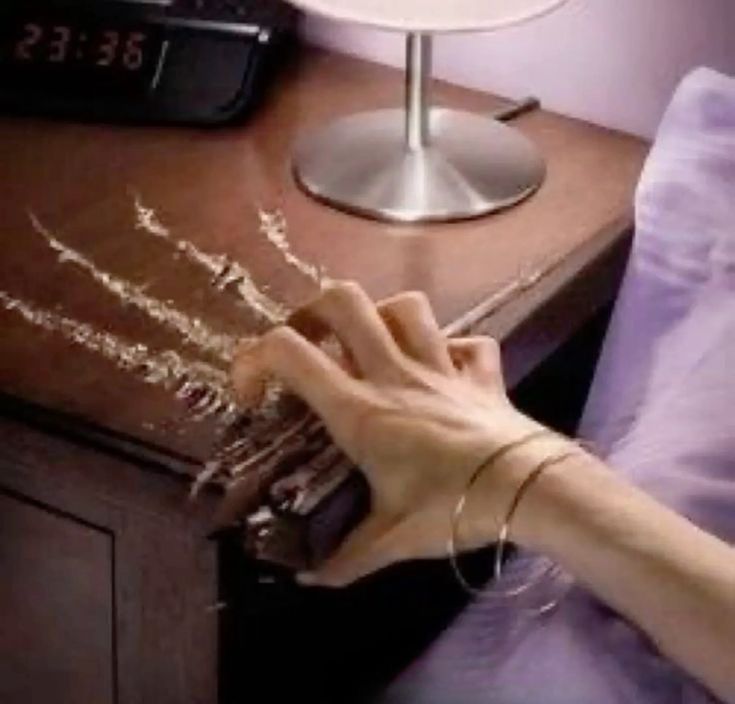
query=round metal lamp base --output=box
[293,108,546,223]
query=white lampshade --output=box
[288,0,567,33]
[288,0,570,223]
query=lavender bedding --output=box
[384,67,735,704]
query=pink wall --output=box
[303,0,735,138]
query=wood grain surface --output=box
[0,491,114,704]
[0,416,218,704]
[0,47,648,468]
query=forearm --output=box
[472,440,735,702]
[234,278,735,697]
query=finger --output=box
[447,336,503,388]
[297,514,402,588]
[231,326,360,427]
[288,280,404,380]
[319,333,360,377]
[377,291,454,374]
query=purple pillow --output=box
[385,67,735,704]
[580,67,735,544]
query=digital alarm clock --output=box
[0,0,297,124]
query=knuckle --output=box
[479,335,500,354]
[402,289,430,305]
[324,279,366,305]
[262,325,299,357]
[463,335,498,351]
[391,289,428,305]
[479,336,501,364]
[395,290,431,314]
[388,290,429,309]
[379,291,435,330]
[457,336,501,371]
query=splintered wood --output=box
[257,208,327,289]
[28,212,237,364]
[134,194,291,325]
[1,195,356,568]
[1,195,559,570]
[0,290,238,423]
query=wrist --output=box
[452,411,552,544]
[458,424,580,553]
[509,448,610,552]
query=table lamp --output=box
[288,0,569,223]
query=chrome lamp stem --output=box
[405,32,432,152]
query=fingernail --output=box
[296,572,317,586]
[231,370,267,409]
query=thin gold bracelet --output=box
[448,430,578,601]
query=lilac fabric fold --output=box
[385,67,735,704]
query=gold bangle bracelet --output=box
[448,430,577,601]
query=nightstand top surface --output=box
[0,48,647,467]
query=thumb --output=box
[297,513,403,588]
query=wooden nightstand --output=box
[0,48,647,704]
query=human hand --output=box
[229,281,543,586]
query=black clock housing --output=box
[0,0,297,125]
